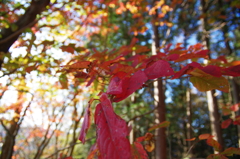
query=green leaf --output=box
[148,121,170,132]
[190,68,229,92]
[221,147,240,156]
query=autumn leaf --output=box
[233,115,240,125]
[67,61,91,69]
[199,134,213,140]
[175,50,208,62]
[206,137,222,152]
[221,118,232,129]
[221,147,240,156]
[79,104,91,144]
[95,93,131,159]
[113,70,148,102]
[148,121,170,131]
[201,65,222,77]
[144,60,174,79]
[190,68,229,92]
[222,65,240,77]
[107,72,131,95]
[230,103,239,112]
[145,141,155,152]
[185,137,196,141]
[131,142,148,159]
[87,143,98,159]
[172,62,202,79]
[61,45,75,54]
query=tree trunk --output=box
[200,0,224,152]
[186,87,193,156]
[152,1,167,157]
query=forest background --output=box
[0,0,240,159]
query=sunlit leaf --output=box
[185,137,196,141]
[172,62,201,79]
[145,141,155,152]
[190,68,229,92]
[113,70,148,102]
[148,121,170,131]
[199,134,212,140]
[144,60,174,79]
[222,65,240,77]
[206,137,222,152]
[95,93,131,158]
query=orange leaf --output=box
[68,61,91,69]
[199,134,212,140]
[206,137,222,152]
[144,141,155,152]
[185,137,196,141]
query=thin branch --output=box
[0,19,38,45]
[44,137,96,159]
[127,108,156,123]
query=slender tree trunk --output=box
[186,87,193,155]
[200,0,224,152]
[152,1,167,157]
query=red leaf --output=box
[167,54,179,61]
[131,142,148,159]
[107,72,128,95]
[222,65,240,77]
[200,65,222,77]
[233,115,240,125]
[144,60,174,79]
[113,70,148,102]
[79,104,91,143]
[172,62,202,79]
[206,137,222,152]
[175,50,208,62]
[230,103,239,112]
[221,118,232,129]
[95,93,131,159]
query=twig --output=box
[44,137,96,159]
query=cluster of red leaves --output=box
[60,39,240,158]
